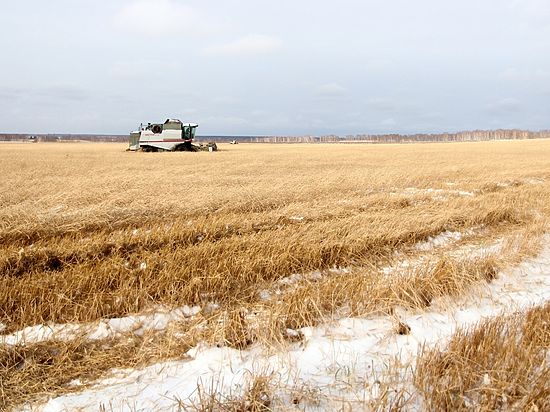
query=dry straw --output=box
[1,140,550,409]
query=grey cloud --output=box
[485,98,522,114]
[509,0,550,28]
[1,0,549,134]
[113,0,219,37]
[203,34,283,57]
[498,67,550,82]
[380,118,397,126]
[0,88,23,102]
[498,67,526,81]
[363,59,394,72]
[419,112,444,120]
[365,98,397,112]
[534,69,550,79]
[211,96,241,105]
[0,85,89,103]
[250,109,268,117]
[36,85,90,102]
[315,83,347,97]
[109,60,183,80]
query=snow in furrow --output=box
[19,237,550,411]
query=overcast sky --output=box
[1,0,549,135]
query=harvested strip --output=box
[0,328,199,412]
[20,236,550,411]
[1,206,525,331]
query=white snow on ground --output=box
[415,230,463,251]
[526,178,544,185]
[414,226,486,252]
[259,267,351,301]
[396,178,545,202]
[381,227,497,276]
[402,187,475,198]
[497,178,544,187]
[18,237,550,411]
[277,267,349,287]
[1,305,201,346]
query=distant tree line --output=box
[247,129,550,143]
[1,129,549,144]
[345,129,550,143]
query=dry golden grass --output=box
[1,140,550,409]
[183,373,274,412]
[0,330,193,410]
[415,301,550,411]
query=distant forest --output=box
[1,129,549,144]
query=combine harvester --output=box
[128,119,217,152]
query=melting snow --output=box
[14,238,550,411]
[415,230,463,251]
[526,178,544,185]
[395,187,476,202]
[381,227,495,275]
[403,187,475,197]
[2,305,201,346]
[258,289,272,301]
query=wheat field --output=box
[1,140,550,410]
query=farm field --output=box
[2,140,550,411]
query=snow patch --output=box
[202,302,220,315]
[415,230,463,251]
[381,228,496,275]
[404,187,474,197]
[1,305,201,346]
[457,190,475,197]
[258,289,271,301]
[525,178,544,185]
[277,266,349,288]
[278,272,304,286]
[398,187,476,202]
